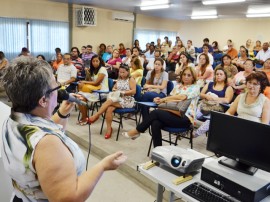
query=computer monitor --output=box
[207,111,270,175]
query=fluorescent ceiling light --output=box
[192,9,217,16]
[191,15,218,19]
[246,13,270,18]
[202,0,245,5]
[140,4,170,10]
[141,0,168,7]
[247,5,270,14]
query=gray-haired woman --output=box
[0,57,126,202]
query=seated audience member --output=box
[202,38,213,54]
[52,53,63,71]
[231,59,255,95]
[215,54,238,84]
[77,55,108,125]
[166,46,180,72]
[193,67,234,137]
[89,64,136,139]
[156,38,162,50]
[262,58,270,81]
[254,40,262,54]
[175,52,195,76]
[140,58,168,120]
[19,47,30,57]
[175,36,181,46]
[222,39,232,53]
[105,49,122,79]
[212,41,220,53]
[0,51,9,74]
[162,36,169,48]
[102,45,113,63]
[226,42,238,60]
[122,48,132,66]
[186,40,195,62]
[232,45,249,71]
[245,39,255,58]
[255,42,270,65]
[118,43,126,57]
[133,39,141,52]
[82,45,96,68]
[143,43,150,54]
[195,53,214,83]
[130,56,143,85]
[51,47,61,62]
[196,44,214,65]
[79,45,86,58]
[145,44,155,59]
[177,40,186,53]
[37,55,46,61]
[56,53,77,92]
[227,71,270,123]
[145,51,166,75]
[167,40,173,52]
[123,67,200,146]
[71,47,84,76]
[160,45,168,60]
[0,57,126,202]
[98,43,106,58]
[132,47,144,65]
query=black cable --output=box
[86,103,92,170]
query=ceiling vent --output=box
[112,12,134,22]
[76,7,97,26]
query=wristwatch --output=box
[57,110,70,119]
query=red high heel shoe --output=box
[105,127,113,139]
[87,116,99,124]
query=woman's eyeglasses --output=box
[45,82,61,95]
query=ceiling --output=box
[50,0,270,20]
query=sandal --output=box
[122,132,140,140]
[79,121,88,126]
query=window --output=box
[0,18,27,60]
[0,17,69,61]
[134,29,177,50]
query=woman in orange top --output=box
[52,53,63,71]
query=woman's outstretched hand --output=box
[100,151,127,171]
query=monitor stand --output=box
[218,157,258,175]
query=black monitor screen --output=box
[207,111,270,175]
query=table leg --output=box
[169,191,175,202]
[156,184,163,202]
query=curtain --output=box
[134,29,177,50]
[0,18,27,60]
[30,20,69,61]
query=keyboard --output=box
[182,182,239,202]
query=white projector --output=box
[151,146,206,174]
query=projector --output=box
[151,146,206,174]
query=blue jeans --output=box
[140,91,166,121]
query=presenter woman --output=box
[0,57,126,202]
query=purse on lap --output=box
[107,91,123,102]
[158,99,192,116]
[199,99,224,116]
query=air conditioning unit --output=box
[112,12,134,22]
[76,7,97,26]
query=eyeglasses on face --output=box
[45,82,61,95]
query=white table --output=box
[0,102,13,201]
[138,151,270,202]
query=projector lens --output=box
[171,156,181,167]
